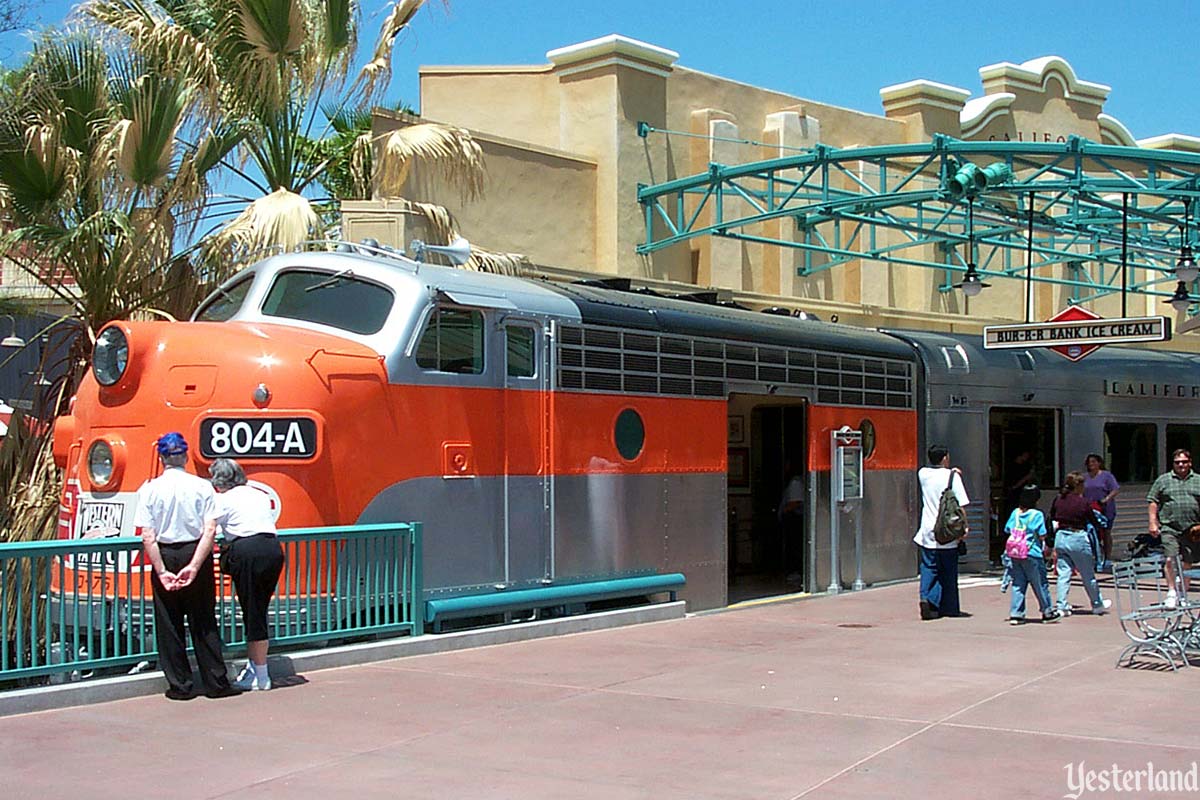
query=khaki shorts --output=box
[1159,530,1200,564]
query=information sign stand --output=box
[828,427,864,594]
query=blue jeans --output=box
[1009,556,1052,619]
[918,545,960,616]
[1055,529,1105,611]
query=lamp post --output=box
[1177,199,1198,284]
[1,315,25,348]
[954,200,991,297]
[1167,281,1196,313]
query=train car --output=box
[51,242,920,620]
[891,329,1200,566]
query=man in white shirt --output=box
[912,444,971,620]
[135,432,239,700]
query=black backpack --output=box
[1127,534,1163,560]
[933,470,967,545]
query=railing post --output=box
[411,522,424,636]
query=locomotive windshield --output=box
[261,268,394,335]
[195,275,254,322]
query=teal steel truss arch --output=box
[635,134,1200,306]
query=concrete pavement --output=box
[3,575,1196,799]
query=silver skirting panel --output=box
[809,469,919,591]
[357,473,728,611]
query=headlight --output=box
[87,440,115,487]
[93,326,129,387]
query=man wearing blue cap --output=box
[134,432,239,700]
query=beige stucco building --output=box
[344,34,1200,343]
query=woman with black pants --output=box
[210,458,285,691]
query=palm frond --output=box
[465,245,529,276]
[113,74,192,188]
[237,0,305,59]
[373,122,484,199]
[83,0,223,112]
[356,0,423,102]
[319,0,356,80]
[0,123,79,221]
[392,197,454,244]
[216,186,321,251]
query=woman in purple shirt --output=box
[1050,471,1111,615]
[1083,454,1120,566]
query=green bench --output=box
[424,573,686,632]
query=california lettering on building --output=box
[988,132,1069,142]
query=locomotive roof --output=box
[541,281,915,361]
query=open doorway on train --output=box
[727,395,807,603]
[988,408,1060,565]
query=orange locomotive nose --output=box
[58,319,392,534]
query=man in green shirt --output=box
[1147,448,1200,607]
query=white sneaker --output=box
[232,662,271,691]
[1166,590,1178,609]
[232,662,257,691]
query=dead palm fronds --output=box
[82,0,479,258]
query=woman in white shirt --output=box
[210,458,286,691]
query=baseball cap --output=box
[156,432,188,456]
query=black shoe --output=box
[205,685,243,699]
[919,600,938,620]
[164,687,195,701]
[943,611,972,618]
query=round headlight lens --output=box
[87,440,115,487]
[93,326,129,387]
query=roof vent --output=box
[574,277,632,291]
[940,345,969,372]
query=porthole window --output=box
[614,408,645,461]
[858,418,876,459]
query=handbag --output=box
[932,470,967,545]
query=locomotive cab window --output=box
[195,275,254,322]
[416,307,485,374]
[261,269,393,335]
[506,325,536,378]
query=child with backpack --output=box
[1004,484,1061,625]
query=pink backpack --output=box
[1004,514,1031,560]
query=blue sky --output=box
[3,0,1198,140]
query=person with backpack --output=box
[913,444,970,620]
[1004,484,1061,625]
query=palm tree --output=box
[0,30,232,547]
[81,0,515,270]
[0,32,233,330]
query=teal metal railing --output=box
[0,522,422,683]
